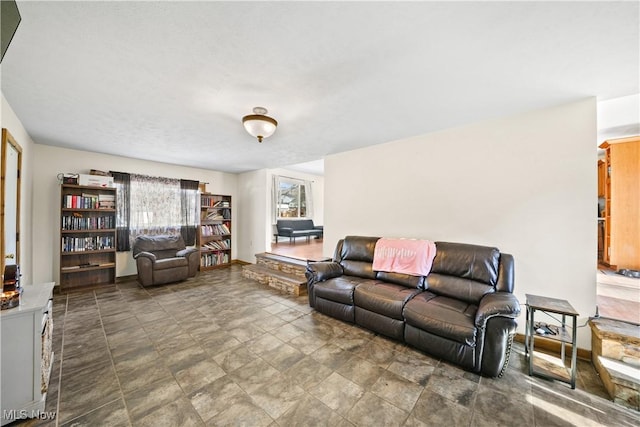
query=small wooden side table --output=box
[525,294,579,389]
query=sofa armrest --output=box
[313,225,324,230]
[306,261,343,283]
[133,251,157,262]
[475,292,520,328]
[176,247,198,257]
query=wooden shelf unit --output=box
[59,184,117,291]
[599,136,640,269]
[199,193,231,270]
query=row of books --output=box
[63,193,115,209]
[201,252,230,266]
[201,224,230,236]
[202,239,231,251]
[61,236,114,252]
[62,215,115,230]
[201,208,231,220]
[201,196,230,208]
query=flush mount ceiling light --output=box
[242,107,277,143]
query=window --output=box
[112,172,199,250]
[276,177,311,218]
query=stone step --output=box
[591,318,640,366]
[590,317,640,411]
[595,356,640,410]
[255,252,308,279]
[242,264,307,296]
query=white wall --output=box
[324,98,597,349]
[1,94,35,285]
[32,145,238,283]
[237,169,270,263]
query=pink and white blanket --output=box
[372,238,437,277]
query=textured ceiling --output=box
[1,1,638,174]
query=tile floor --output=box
[15,265,640,426]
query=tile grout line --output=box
[52,293,68,427]
[80,288,133,427]
[101,287,135,427]
[138,280,211,426]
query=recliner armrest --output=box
[176,247,198,257]
[133,251,157,261]
[475,292,520,328]
[306,261,343,283]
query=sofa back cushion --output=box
[338,236,380,279]
[277,219,315,231]
[133,235,185,260]
[340,236,379,262]
[426,242,501,304]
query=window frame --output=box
[276,177,308,219]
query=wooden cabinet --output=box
[59,184,117,291]
[1,282,55,425]
[599,136,640,270]
[199,194,231,269]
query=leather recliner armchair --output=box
[132,235,199,286]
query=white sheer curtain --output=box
[129,174,182,241]
[304,179,314,218]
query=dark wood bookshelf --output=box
[59,184,117,291]
[198,193,232,270]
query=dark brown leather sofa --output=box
[306,236,520,377]
[133,235,199,286]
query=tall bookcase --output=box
[60,184,117,291]
[199,193,231,269]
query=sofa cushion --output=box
[403,292,478,346]
[154,257,189,270]
[426,273,495,305]
[355,282,421,320]
[133,234,185,256]
[376,271,425,289]
[431,242,500,286]
[341,260,377,279]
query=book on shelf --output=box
[62,214,114,230]
[201,239,231,251]
[201,195,230,208]
[200,251,230,266]
[98,193,116,209]
[63,193,112,209]
[61,235,115,252]
[200,223,230,236]
[204,211,224,220]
